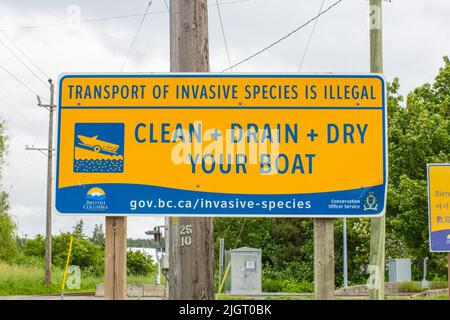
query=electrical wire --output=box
[0,31,50,80]
[0,63,46,97]
[233,219,247,248]
[162,0,169,11]
[215,0,233,71]
[0,0,252,32]
[0,35,49,88]
[297,0,325,71]
[221,0,343,72]
[120,1,153,72]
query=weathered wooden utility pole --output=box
[27,79,55,286]
[368,0,385,300]
[44,80,54,286]
[104,217,127,300]
[314,218,335,300]
[168,0,215,300]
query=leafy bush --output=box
[262,265,313,293]
[23,232,104,276]
[400,282,424,293]
[22,233,157,278]
[11,254,44,267]
[398,281,447,293]
[127,250,155,276]
[262,278,283,292]
[23,235,45,257]
[262,278,313,293]
[430,281,447,290]
[53,233,104,276]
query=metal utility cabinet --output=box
[388,258,412,283]
[225,247,262,294]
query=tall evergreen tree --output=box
[90,224,105,246]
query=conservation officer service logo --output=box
[363,192,378,211]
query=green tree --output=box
[53,232,104,275]
[90,224,105,246]
[127,250,156,276]
[0,120,17,261]
[73,219,85,238]
[267,218,314,283]
[387,57,450,279]
[23,235,45,258]
[0,212,17,261]
[24,232,105,276]
[214,218,275,264]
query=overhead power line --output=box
[298,0,325,71]
[0,31,50,80]
[0,34,49,87]
[162,0,169,11]
[233,219,247,248]
[215,0,233,71]
[0,0,252,32]
[120,1,153,72]
[0,63,45,97]
[221,0,343,72]
[1,12,149,32]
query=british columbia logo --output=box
[73,123,124,173]
[363,192,378,211]
[83,187,108,211]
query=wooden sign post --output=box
[314,218,335,300]
[104,216,127,300]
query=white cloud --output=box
[1,0,449,239]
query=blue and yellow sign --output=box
[55,74,387,216]
[427,164,450,251]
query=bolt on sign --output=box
[55,74,387,217]
[427,164,450,251]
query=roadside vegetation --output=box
[0,260,156,296]
[0,224,157,296]
[1,58,450,296]
[0,218,157,295]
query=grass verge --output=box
[0,262,155,296]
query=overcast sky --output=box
[0,0,449,239]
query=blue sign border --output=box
[55,73,387,217]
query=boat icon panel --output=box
[73,123,124,173]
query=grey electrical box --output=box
[388,258,411,282]
[224,247,262,295]
[160,253,169,270]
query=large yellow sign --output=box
[428,164,450,251]
[55,74,387,216]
